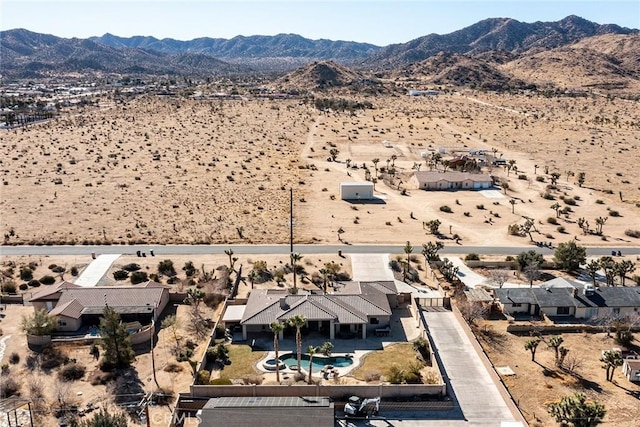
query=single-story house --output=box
[623,359,640,382]
[340,182,374,200]
[494,278,640,320]
[29,281,170,332]
[409,171,493,191]
[197,396,334,427]
[233,281,398,340]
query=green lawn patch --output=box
[217,344,266,379]
[351,343,418,381]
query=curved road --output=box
[1,244,638,257]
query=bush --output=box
[609,210,621,217]
[625,229,640,238]
[8,352,19,365]
[439,205,452,213]
[563,197,577,206]
[163,362,184,373]
[210,378,233,385]
[242,375,264,385]
[547,217,558,225]
[2,283,17,294]
[28,279,41,287]
[158,260,177,277]
[70,266,79,276]
[19,284,28,291]
[541,192,555,200]
[536,176,545,182]
[194,370,210,385]
[0,376,20,398]
[19,267,33,281]
[386,365,405,384]
[557,226,567,233]
[130,271,148,284]
[476,204,485,210]
[39,275,55,285]
[113,270,129,281]
[595,199,604,205]
[58,363,86,382]
[465,253,480,261]
[615,330,634,347]
[50,266,65,273]
[122,263,141,272]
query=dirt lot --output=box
[476,319,640,426]
[1,92,638,248]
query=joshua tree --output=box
[224,248,237,272]
[319,267,330,293]
[290,252,303,292]
[391,154,397,167]
[595,216,608,235]
[599,256,616,286]
[425,219,442,235]
[421,241,444,266]
[524,338,541,362]
[506,159,516,176]
[585,260,600,286]
[337,227,345,242]
[550,172,561,186]
[551,202,562,218]
[329,148,339,161]
[345,158,351,168]
[270,321,285,383]
[546,336,564,365]
[502,182,510,194]
[577,172,586,187]
[288,315,307,373]
[547,392,606,427]
[615,260,635,286]
[600,350,623,382]
[509,198,516,214]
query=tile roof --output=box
[241,282,394,326]
[412,171,492,184]
[30,281,81,301]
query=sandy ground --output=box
[1,92,638,249]
[476,320,640,427]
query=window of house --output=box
[58,320,66,326]
[557,307,570,315]
[370,318,379,324]
[612,308,620,315]
[512,303,522,308]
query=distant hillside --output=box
[363,15,638,69]
[0,29,249,79]
[274,60,386,93]
[89,33,381,71]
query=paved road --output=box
[1,243,638,256]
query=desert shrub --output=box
[130,271,148,284]
[8,352,20,365]
[242,375,264,385]
[3,283,16,294]
[19,267,33,281]
[210,378,233,385]
[439,205,452,213]
[540,192,554,200]
[50,266,65,273]
[505,255,515,262]
[0,376,20,398]
[40,348,69,371]
[158,260,177,276]
[182,261,197,277]
[28,279,41,287]
[203,292,226,308]
[507,224,522,236]
[609,210,621,217]
[557,226,567,233]
[363,371,382,382]
[573,195,581,201]
[625,229,640,238]
[463,212,470,217]
[615,330,634,347]
[595,199,604,205]
[163,362,184,373]
[113,270,129,281]
[58,363,86,382]
[563,197,577,206]
[413,338,431,364]
[70,266,79,276]
[465,253,480,261]
[39,275,55,285]
[388,259,402,272]
[19,284,28,291]
[48,264,57,270]
[194,370,211,385]
[176,348,194,362]
[386,365,405,384]
[476,204,485,210]
[122,263,141,272]
[536,176,545,182]
[547,217,558,225]
[518,174,527,180]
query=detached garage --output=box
[340,182,374,200]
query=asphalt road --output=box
[1,243,639,257]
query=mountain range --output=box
[1,15,638,93]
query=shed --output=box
[623,359,640,382]
[340,182,374,200]
[197,396,334,427]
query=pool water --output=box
[279,353,353,371]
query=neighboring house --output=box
[409,171,493,191]
[339,182,374,200]
[29,281,170,332]
[494,278,640,320]
[623,359,640,382]
[232,281,399,340]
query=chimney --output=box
[572,287,578,298]
[279,297,289,310]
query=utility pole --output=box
[290,187,293,255]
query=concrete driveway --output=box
[73,253,121,287]
[350,254,395,281]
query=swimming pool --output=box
[279,353,353,371]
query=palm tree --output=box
[288,315,306,373]
[306,344,318,384]
[403,241,413,281]
[247,270,257,289]
[319,268,330,293]
[270,321,285,383]
[371,158,380,179]
[290,252,303,293]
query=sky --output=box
[2,0,639,46]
